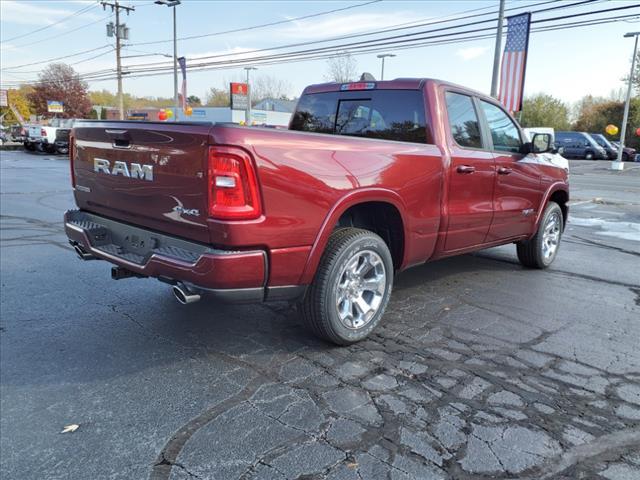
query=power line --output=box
[69,9,640,84]
[104,0,614,76]
[0,0,560,78]
[9,13,114,49]
[2,45,113,71]
[69,47,116,67]
[2,4,635,87]
[70,13,638,85]
[6,0,514,80]
[128,0,383,47]
[119,0,588,71]
[0,2,98,43]
[1,13,632,89]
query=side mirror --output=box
[525,133,553,154]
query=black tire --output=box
[56,146,69,155]
[516,201,563,269]
[24,142,35,151]
[44,144,56,154]
[622,152,629,162]
[301,228,393,345]
[585,151,594,160]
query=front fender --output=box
[535,182,570,230]
[298,188,409,285]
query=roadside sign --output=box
[47,100,64,113]
[0,89,7,107]
[128,112,148,121]
[230,82,248,111]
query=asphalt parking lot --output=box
[1,150,639,480]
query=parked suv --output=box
[554,131,607,160]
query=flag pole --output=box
[490,0,506,98]
[517,12,532,115]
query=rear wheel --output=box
[516,201,563,269]
[24,142,35,151]
[302,228,393,345]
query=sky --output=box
[1,0,639,105]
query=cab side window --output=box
[479,101,522,153]
[445,92,482,149]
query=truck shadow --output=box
[1,247,526,388]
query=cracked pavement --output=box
[1,152,639,479]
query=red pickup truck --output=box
[65,78,569,344]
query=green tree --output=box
[0,86,33,125]
[89,89,116,107]
[187,95,201,106]
[519,94,570,130]
[574,96,640,149]
[205,87,229,107]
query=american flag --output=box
[178,56,187,110]
[498,13,531,113]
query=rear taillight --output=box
[69,135,76,188]
[40,128,46,136]
[207,146,262,220]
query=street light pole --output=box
[155,0,181,121]
[244,67,257,125]
[613,31,640,171]
[376,54,396,80]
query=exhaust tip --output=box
[74,244,95,261]
[173,284,201,305]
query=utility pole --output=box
[377,54,396,80]
[490,0,506,98]
[102,1,134,120]
[244,67,257,125]
[612,31,640,171]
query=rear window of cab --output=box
[290,89,431,144]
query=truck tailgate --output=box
[72,121,213,243]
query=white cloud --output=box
[0,0,97,27]
[276,12,425,40]
[456,46,489,61]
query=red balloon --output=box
[636,127,640,136]
[158,110,167,121]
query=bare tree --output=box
[210,74,293,106]
[205,87,230,107]
[324,53,358,83]
[251,75,293,103]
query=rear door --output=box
[72,121,213,243]
[443,91,496,251]
[478,100,542,241]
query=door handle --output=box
[456,165,476,174]
[497,167,513,175]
